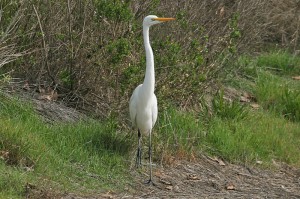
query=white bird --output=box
[129,15,175,185]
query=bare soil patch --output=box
[125,156,300,199]
[61,156,300,199]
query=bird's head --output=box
[143,15,175,27]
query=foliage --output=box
[228,13,241,53]
[94,0,133,22]
[107,38,131,64]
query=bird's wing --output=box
[129,84,142,128]
[151,94,158,128]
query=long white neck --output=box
[142,25,155,96]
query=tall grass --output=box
[206,111,300,165]
[257,51,300,74]
[255,71,300,121]
[232,51,300,122]
[155,105,300,167]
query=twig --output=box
[33,5,55,86]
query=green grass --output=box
[256,51,300,74]
[206,111,300,165]
[255,71,300,121]
[0,94,132,198]
[155,106,300,167]
[232,51,300,121]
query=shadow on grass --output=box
[86,129,133,156]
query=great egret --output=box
[129,15,175,184]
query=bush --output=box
[2,0,299,118]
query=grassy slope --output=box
[0,95,133,198]
[0,51,300,197]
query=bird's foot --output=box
[144,179,156,186]
[135,161,142,168]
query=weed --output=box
[155,107,203,163]
[211,90,248,121]
[255,71,300,122]
[281,88,300,121]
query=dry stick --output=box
[0,4,23,43]
[67,0,75,91]
[74,2,87,91]
[33,5,55,87]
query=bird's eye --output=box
[151,18,156,21]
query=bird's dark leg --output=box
[145,130,155,186]
[136,129,142,168]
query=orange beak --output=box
[153,17,176,22]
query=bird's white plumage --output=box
[129,15,162,135]
[129,15,174,184]
[129,84,158,135]
[129,84,141,128]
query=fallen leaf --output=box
[208,156,226,166]
[219,6,225,17]
[101,191,115,199]
[226,184,235,190]
[160,178,172,185]
[292,76,300,80]
[240,96,251,103]
[187,173,200,180]
[24,166,34,172]
[51,90,58,101]
[0,150,9,160]
[256,160,263,164]
[240,92,253,102]
[212,156,226,166]
[155,170,166,178]
[250,103,260,109]
[23,80,30,91]
[217,159,226,166]
[25,183,36,190]
[38,95,53,101]
[39,87,46,94]
[173,185,180,192]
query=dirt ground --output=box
[61,155,300,199]
[124,156,300,199]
